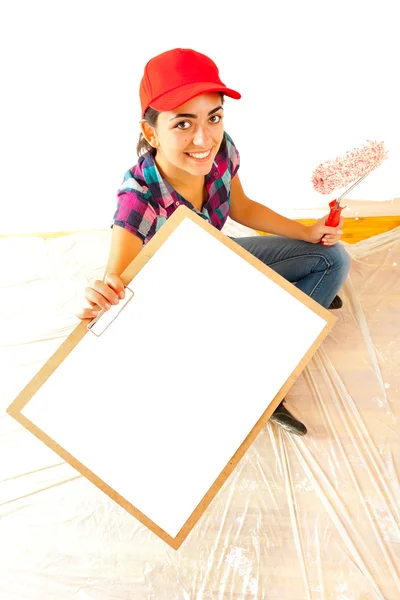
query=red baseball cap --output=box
[139,48,241,117]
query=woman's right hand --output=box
[75,273,127,321]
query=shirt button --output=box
[175,201,180,206]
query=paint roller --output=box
[312,141,388,243]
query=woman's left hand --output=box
[306,215,345,245]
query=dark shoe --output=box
[269,401,307,436]
[328,295,343,309]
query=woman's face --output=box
[149,92,225,179]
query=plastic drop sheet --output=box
[1,220,399,600]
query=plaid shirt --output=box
[112,132,240,246]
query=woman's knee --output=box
[326,243,351,277]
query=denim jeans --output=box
[228,235,351,309]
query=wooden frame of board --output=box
[7,205,337,550]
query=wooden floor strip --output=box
[256,215,400,243]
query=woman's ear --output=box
[140,121,159,148]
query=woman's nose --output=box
[192,124,212,146]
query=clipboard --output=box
[6,205,336,550]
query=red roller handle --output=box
[321,200,345,245]
[325,199,344,226]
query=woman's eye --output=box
[176,121,191,130]
[175,115,223,130]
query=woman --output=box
[77,48,350,437]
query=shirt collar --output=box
[142,152,219,209]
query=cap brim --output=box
[149,81,241,113]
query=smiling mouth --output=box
[185,149,213,160]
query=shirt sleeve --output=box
[112,182,156,243]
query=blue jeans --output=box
[228,235,351,309]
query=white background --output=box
[1,0,399,234]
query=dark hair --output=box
[136,94,226,157]
[137,107,160,157]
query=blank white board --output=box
[8,206,336,549]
